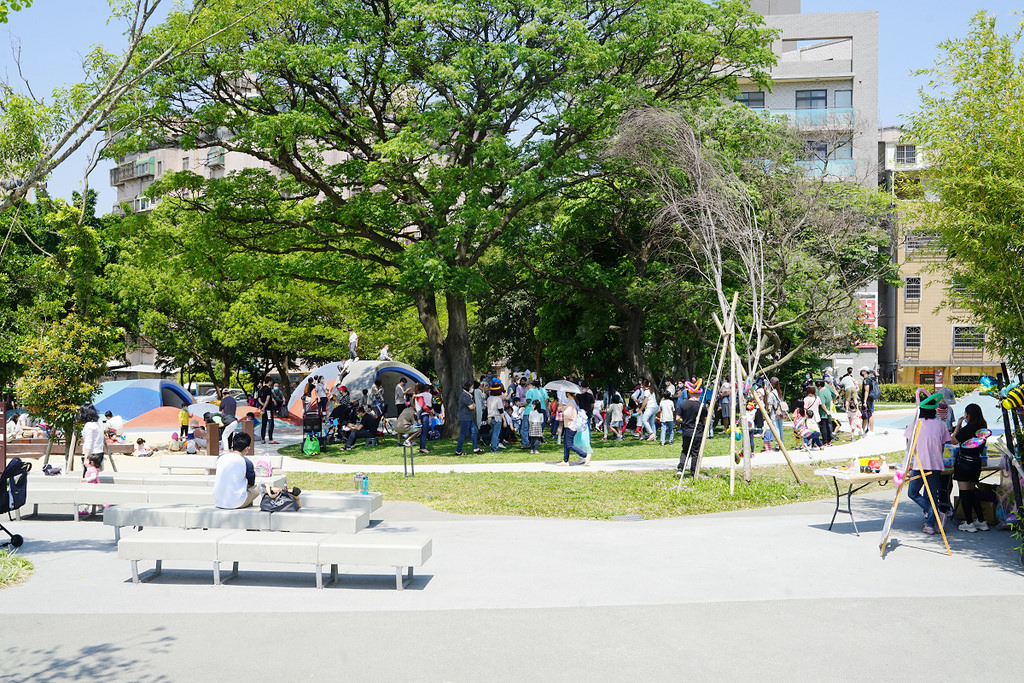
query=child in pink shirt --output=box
[79,453,102,517]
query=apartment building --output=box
[877,126,1006,386]
[744,0,881,373]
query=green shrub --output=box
[878,384,978,404]
[0,550,33,588]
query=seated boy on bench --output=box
[213,432,259,509]
[341,405,382,451]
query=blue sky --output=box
[2,0,1022,208]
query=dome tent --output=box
[287,360,429,420]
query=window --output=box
[918,372,935,385]
[953,326,985,350]
[904,325,922,349]
[795,90,827,109]
[182,156,190,171]
[834,90,853,107]
[895,145,917,165]
[831,138,853,160]
[156,160,162,176]
[736,92,765,109]
[906,233,939,252]
[803,140,828,162]
[954,374,981,385]
[905,277,922,301]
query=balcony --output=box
[207,147,226,167]
[796,158,856,178]
[111,196,156,216]
[110,157,156,186]
[766,107,855,127]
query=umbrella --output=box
[187,402,221,417]
[544,380,582,394]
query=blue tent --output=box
[93,379,193,423]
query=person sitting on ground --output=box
[213,432,259,509]
[341,405,382,450]
[102,411,126,439]
[191,419,208,450]
[133,438,156,457]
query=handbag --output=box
[260,485,301,512]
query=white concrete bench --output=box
[117,530,432,589]
[104,504,369,541]
[24,484,380,520]
[159,454,284,474]
[29,472,288,488]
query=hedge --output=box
[878,384,979,404]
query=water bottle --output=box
[353,472,363,492]
[361,474,369,495]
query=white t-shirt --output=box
[104,415,125,434]
[81,421,105,455]
[214,451,250,509]
[659,398,675,422]
[608,403,624,422]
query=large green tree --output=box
[904,11,1024,367]
[112,0,777,425]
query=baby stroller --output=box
[1,457,31,549]
[303,409,326,448]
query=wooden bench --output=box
[117,529,432,589]
[104,503,369,541]
[7,439,132,472]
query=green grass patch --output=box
[280,429,847,466]
[0,550,33,588]
[288,462,894,520]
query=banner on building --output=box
[855,293,878,350]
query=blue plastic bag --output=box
[573,427,594,454]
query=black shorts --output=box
[953,453,982,483]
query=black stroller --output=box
[303,409,326,448]
[1,457,31,549]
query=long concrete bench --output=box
[23,484,381,520]
[104,503,369,541]
[159,454,284,474]
[117,529,432,589]
[29,472,288,488]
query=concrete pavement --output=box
[5,408,1020,681]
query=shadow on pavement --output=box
[2,627,176,682]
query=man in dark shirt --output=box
[258,379,276,444]
[342,406,382,450]
[576,381,595,423]
[676,388,709,477]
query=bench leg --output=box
[154,560,162,578]
[131,560,140,584]
[395,566,413,590]
[330,564,338,585]
[316,565,323,590]
[32,504,38,517]
[213,561,221,586]
[113,526,121,543]
[72,503,79,521]
[231,561,239,578]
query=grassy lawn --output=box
[288,462,897,520]
[280,428,854,466]
[0,550,33,589]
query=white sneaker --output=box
[497,443,506,450]
[972,520,989,531]
[556,461,568,467]
[958,521,977,533]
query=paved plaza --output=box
[3,410,1022,680]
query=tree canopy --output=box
[113,0,778,422]
[905,11,1024,368]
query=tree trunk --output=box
[621,306,654,384]
[274,354,293,402]
[413,288,476,438]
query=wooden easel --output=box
[879,417,952,558]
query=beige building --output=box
[878,126,1005,385]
